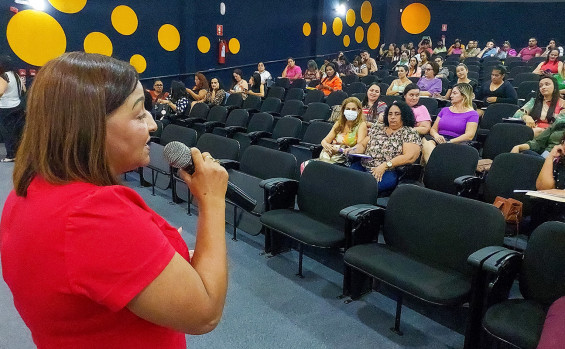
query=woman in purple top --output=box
[417,62,442,97]
[422,83,479,163]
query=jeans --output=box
[349,162,398,191]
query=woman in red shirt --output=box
[1,52,229,348]
[317,62,343,96]
[534,49,563,75]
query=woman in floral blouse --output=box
[202,77,226,106]
[353,101,421,191]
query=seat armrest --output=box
[224,126,247,137]
[481,249,523,305]
[277,137,301,151]
[481,249,522,274]
[467,246,510,268]
[270,112,281,118]
[248,131,272,143]
[259,178,299,211]
[396,164,422,182]
[455,175,481,198]
[309,144,323,158]
[245,108,260,114]
[340,205,385,248]
[225,105,239,112]
[285,114,303,120]
[219,159,240,170]
[203,121,225,133]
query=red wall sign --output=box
[441,24,447,32]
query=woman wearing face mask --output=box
[318,97,368,164]
[512,76,565,137]
[403,83,432,135]
[387,65,411,96]
[533,49,563,75]
[443,64,477,99]
[422,83,479,163]
[353,101,421,191]
[316,63,342,96]
[363,83,387,126]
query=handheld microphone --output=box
[163,141,257,212]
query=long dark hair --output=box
[250,73,262,93]
[531,75,561,124]
[0,55,19,84]
[324,62,338,79]
[383,101,415,127]
[170,80,187,103]
[231,69,243,89]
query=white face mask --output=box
[344,110,358,121]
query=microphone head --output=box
[163,141,192,169]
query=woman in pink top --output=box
[403,83,432,135]
[281,57,303,81]
[534,49,563,75]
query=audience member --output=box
[403,83,432,135]
[363,83,387,125]
[511,117,565,158]
[512,76,565,137]
[380,43,396,62]
[303,60,321,84]
[533,49,563,75]
[443,63,477,99]
[534,136,565,223]
[418,50,431,67]
[518,37,543,62]
[496,41,518,60]
[555,64,565,96]
[447,39,464,56]
[158,80,190,123]
[319,58,331,77]
[422,83,479,163]
[418,38,433,56]
[433,41,447,55]
[541,39,564,57]
[462,40,481,59]
[409,47,417,58]
[392,47,401,62]
[255,62,272,85]
[478,65,518,108]
[477,41,498,59]
[229,69,248,96]
[407,57,422,78]
[281,57,303,81]
[353,56,369,78]
[317,97,367,165]
[244,73,265,98]
[393,51,410,70]
[148,79,168,106]
[417,62,442,97]
[316,63,342,96]
[353,101,421,191]
[387,65,411,96]
[434,56,449,79]
[187,72,209,107]
[536,135,565,190]
[337,55,355,77]
[0,55,25,162]
[201,77,226,106]
[361,50,378,73]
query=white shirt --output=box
[0,72,21,109]
[256,70,272,84]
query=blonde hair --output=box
[13,52,138,197]
[335,97,363,134]
[453,83,474,109]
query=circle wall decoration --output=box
[303,22,311,37]
[401,3,431,34]
[129,54,146,73]
[332,17,343,36]
[197,36,211,53]
[48,0,87,13]
[111,5,138,35]
[366,22,380,49]
[220,2,226,15]
[346,9,355,27]
[6,10,66,66]
[355,26,364,43]
[343,35,350,47]
[360,1,372,23]
[84,32,113,56]
[229,38,240,54]
[321,22,327,35]
[158,24,180,51]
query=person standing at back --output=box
[0,55,25,162]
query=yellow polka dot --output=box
[130,54,146,73]
[48,0,86,13]
[360,1,372,23]
[321,22,327,35]
[111,5,137,36]
[197,36,210,53]
[229,38,240,54]
[6,10,66,66]
[343,35,350,47]
[303,22,311,37]
[401,3,430,34]
[83,32,112,56]
[366,22,380,50]
[355,26,364,43]
[332,17,343,36]
[346,9,355,27]
[158,24,180,51]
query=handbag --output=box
[318,147,346,164]
[493,196,523,225]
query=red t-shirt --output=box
[1,177,189,349]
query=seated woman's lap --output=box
[349,162,398,191]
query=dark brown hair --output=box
[13,52,138,196]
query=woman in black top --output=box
[478,65,518,106]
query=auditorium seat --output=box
[191,105,228,138]
[267,86,286,100]
[287,120,333,177]
[231,112,274,155]
[254,116,303,150]
[212,108,249,137]
[476,103,521,142]
[304,89,325,105]
[325,90,348,107]
[346,82,367,95]
[174,102,209,127]
[285,88,305,102]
